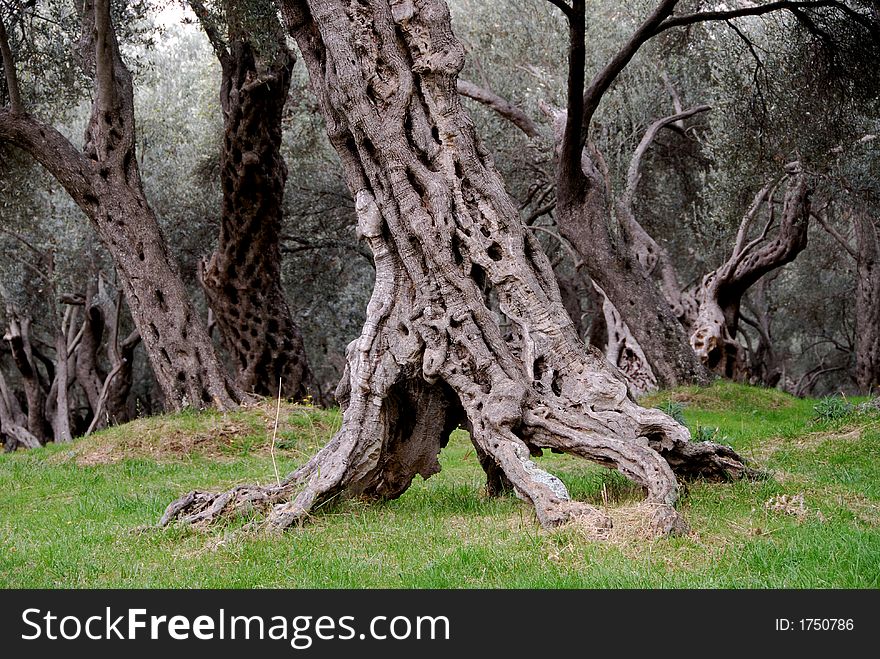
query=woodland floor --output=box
[2,382,878,588]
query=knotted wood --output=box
[162,0,750,535]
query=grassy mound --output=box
[1,383,878,588]
[64,402,341,466]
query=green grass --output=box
[2,383,878,588]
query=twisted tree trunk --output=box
[75,276,140,431]
[76,292,107,417]
[854,210,880,394]
[2,313,48,441]
[546,1,709,389]
[593,283,657,395]
[0,368,41,450]
[162,0,748,535]
[690,169,810,378]
[193,2,314,399]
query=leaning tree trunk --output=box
[0,0,242,411]
[49,317,73,443]
[2,314,48,441]
[854,210,880,394]
[162,0,749,535]
[0,368,41,450]
[556,167,708,388]
[198,22,313,399]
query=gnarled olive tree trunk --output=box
[1,311,48,442]
[193,2,314,399]
[75,275,141,432]
[854,210,880,394]
[162,0,748,535]
[0,366,42,450]
[554,133,708,389]
[545,1,709,389]
[690,169,810,378]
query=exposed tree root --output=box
[160,360,752,536]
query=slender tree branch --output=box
[581,0,679,137]
[573,0,873,162]
[456,78,539,138]
[280,236,374,266]
[4,251,51,283]
[660,71,685,127]
[66,317,86,358]
[83,358,125,437]
[734,204,779,270]
[655,1,866,35]
[529,224,587,272]
[814,211,857,260]
[795,363,844,397]
[523,201,556,226]
[0,13,23,113]
[739,311,771,346]
[545,0,573,20]
[621,104,710,210]
[0,225,44,257]
[187,0,229,62]
[732,180,777,257]
[120,328,140,352]
[725,172,811,294]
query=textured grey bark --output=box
[193,2,314,399]
[554,140,709,388]
[593,282,657,395]
[77,277,141,432]
[690,169,810,378]
[854,211,880,394]
[547,1,709,388]
[2,313,48,441]
[0,0,242,412]
[0,366,41,450]
[162,0,749,535]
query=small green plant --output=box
[856,398,880,415]
[813,395,854,423]
[689,424,732,444]
[693,425,718,442]
[655,401,686,425]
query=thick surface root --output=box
[160,484,289,528]
[660,439,759,481]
